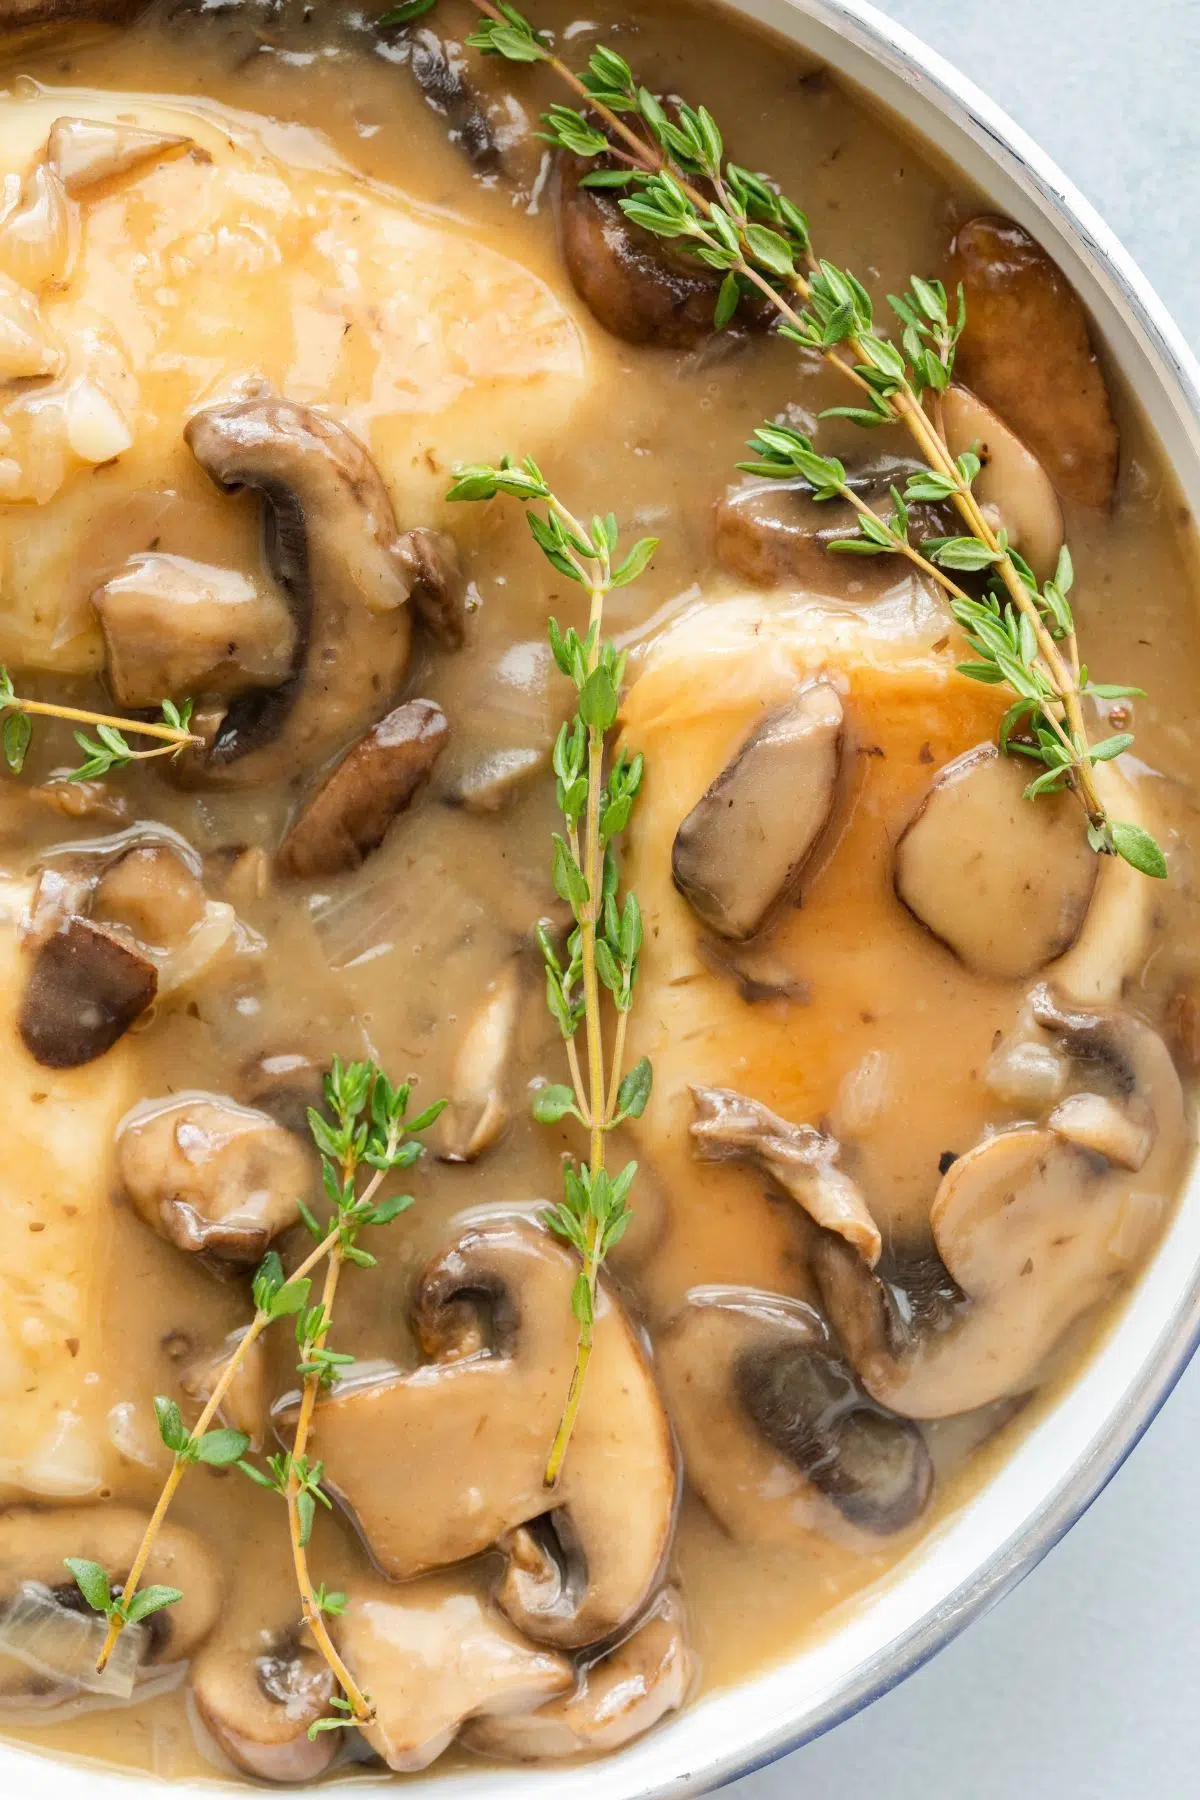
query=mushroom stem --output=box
[95,1216,344,1674]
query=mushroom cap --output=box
[19,915,157,1069]
[895,742,1098,980]
[191,1624,337,1784]
[950,214,1119,510]
[0,1504,220,1677]
[658,1287,931,1544]
[301,1218,677,1648]
[117,1093,314,1266]
[672,680,844,942]
[276,698,448,881]
[183,398,415,783]
[331,1575,572,1773]
[462,1588,692,1761]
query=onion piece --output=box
[0,1583,147,1702]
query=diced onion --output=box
[0,1584,146,1702]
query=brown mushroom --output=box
[183,398,422,783]
[117,1094,315,1267]
[463,1589,692,1761]
[398,25,503,173]
[93,842,207,948]
[815,994,1185,1416]
[0,0,145,32]
[715,456,950,591]
[47,117,194,195]
[941,385,1064,583]
[191,1624,337,1784]
[275,699,448,881]
[690,1085,881,1265]
[300,1219,677,1648]
[658,1288,931,1543]
[560,155,727,348]
[92,553,296,711]
[949,215,1119,508]
[895,742,1098,979]
[0,1505,219,1706]
[19,915,157,1069]
[330,1575,572,1772]
[672,680,843,941]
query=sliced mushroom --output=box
[690,1085,881,1265]
[895,742,1098,979]
[400,25,503,172]
[715,457,950,591]
[816,997,1184,1417]
[658,1289,931,1542]
[0,0,146,29]
[439,958,523,1163]
[93,553,297,711]
[46,117,194,195]
[463,1589,691,1761]
[941,385,1063,583]
[398,526,468,650]
[950,215,1119,508]
[302,1219,676,1648]
[183,398,420,783]
[19,915,157,1068]
[117,1094,314,1266]
[275,699,448,881]
[330,1575,571,1773]
[0,1504,219,1705]
[560,155,726,349]
[672,681,843,941]
[180,1328,267,1449]
[191,1624,337,1784]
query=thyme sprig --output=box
[70,1057,443,1724]
[0,669,198,779]
[447,456,655,1485]
[237,1059,445,1732]
[409,0,1164,877]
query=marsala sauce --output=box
[0,0,1196,1781]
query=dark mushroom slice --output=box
[657,1289,932,1542]
[275,698,448,881]
[0,1505,219,1707]
[0,0,146,32]
[949,214,1119,508]
[191,1625,337,1784]
[560,154,729,349]
[398,526,468,649]
[241,1049,324,1138]
[47,116,195,194]
[463,1588,692,1761]
[92,553,296,711]
[672,680,843,941]
[330,1574,571,1772]
[183,398,421,784]
[117,1094,315,1267]
[398,25,501,171]
[19,916,157,1068]
[690,1085,880,1264]
[715,456,951,590]
[895,742,1098,980]
[300,1219,676,1649]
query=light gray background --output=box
[732,3,1200,1798]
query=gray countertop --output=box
[732,3,1200,1797]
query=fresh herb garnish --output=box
[447,456,655,1485]
[406,0,1164,877]
[0,669,198,780]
